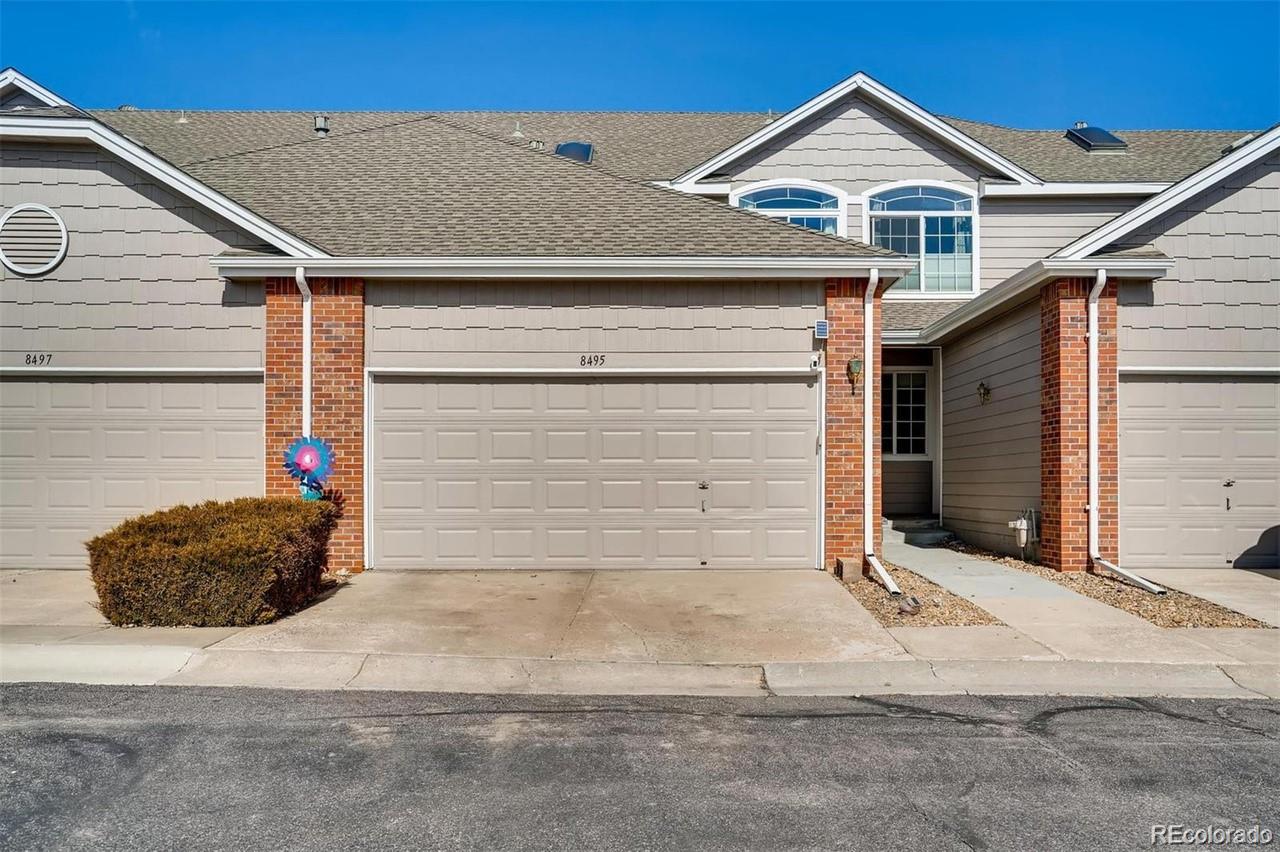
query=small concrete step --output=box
[884,517,956,548]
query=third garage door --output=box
[371,375,819,569]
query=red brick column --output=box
[823,277,882,573]
[265,277,366,573]
[1040,278,1118,572]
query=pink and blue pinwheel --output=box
[283,436,334,496]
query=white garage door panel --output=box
[371,377,818,569]
[1120,377,1279,569]
[0,378,264,569]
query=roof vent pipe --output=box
[314,115,329,138]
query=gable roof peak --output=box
[670,70,1042,187]
[0,68,73,108]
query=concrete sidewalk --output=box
[2,567,1276,698]
[881,528,1274,665]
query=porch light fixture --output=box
[847,358,863,384]
[977,381,992,405]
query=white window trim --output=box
[882,366,933,460]
[862,180,980,300]
[729,178,849,238]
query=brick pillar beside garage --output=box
[823,277,883,573]
[264,277,366,573]
[1040,278,1119,573]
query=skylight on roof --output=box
[1065,123,1127,152]
[555,141,594,164]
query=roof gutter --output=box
[913,257,1175,344]
[213,256,918,280]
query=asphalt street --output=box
[2,684,1277,851]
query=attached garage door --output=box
[371,375,819,569]
[1120,376,1279,569]
[0,377,264,568]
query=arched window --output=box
[867,184,975,293]
[734,182,844,235]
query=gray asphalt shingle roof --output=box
[92,110,890,258]
[942,117,1253,183]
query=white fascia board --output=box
[917,257,1175,343]
[981,181,1170,198]
[882,330,924,344]
[670,72,1040,187]
[0,117,326,259]
[1054,124,1280,260]
[653,181,732,196]
[0,68,71,107]
[213,255,918,280]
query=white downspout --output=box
[864,269,901,596]
[1087,268,1165,595]
[294,266,313,437]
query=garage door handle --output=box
[701,499,706,513]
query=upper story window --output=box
[867,184,975,294]
[733,182,844,236]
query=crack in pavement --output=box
[549,571,595,660]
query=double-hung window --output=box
[881,371,928,457]
[869,185,975,294]
[736,184,842,235]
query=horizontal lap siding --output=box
[1,144,265,369]
[941,299,1042,556]
[1113,152,1280,370]
[367,279,823,370]
[981,198,1138,290]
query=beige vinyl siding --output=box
[0,143,265,370]
[884,459,933,516]
[724,94,983,243]
[941,298,1042,557]
[1111,152,1280,371]
[981,198,1140,289]
[367,279,823,370]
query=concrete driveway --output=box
[213,570,908,664]
[0,568,907,665]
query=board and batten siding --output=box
[366,280,824,371]
[1,143,265,370]
[1111,151,1280,371]
[723,94,983,243]
[981,198,1140,290]
[941,298,1042,557]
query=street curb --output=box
[3,643,1276,698]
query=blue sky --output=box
[3,2,1277,129]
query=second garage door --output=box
[371,375,819,569]
[1120,376,1279,569]
[0,376,264,569]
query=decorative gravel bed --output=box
[843,560,1000,628]
[945,541,1273,629]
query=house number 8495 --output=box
[580,354,606,367]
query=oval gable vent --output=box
[0,204,68,275]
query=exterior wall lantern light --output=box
[977,381,992,405]
[847,359,863,384]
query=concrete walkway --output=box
[2,567,1276,698]
[881,527,1271,666]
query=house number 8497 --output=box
[580,354,606,367]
